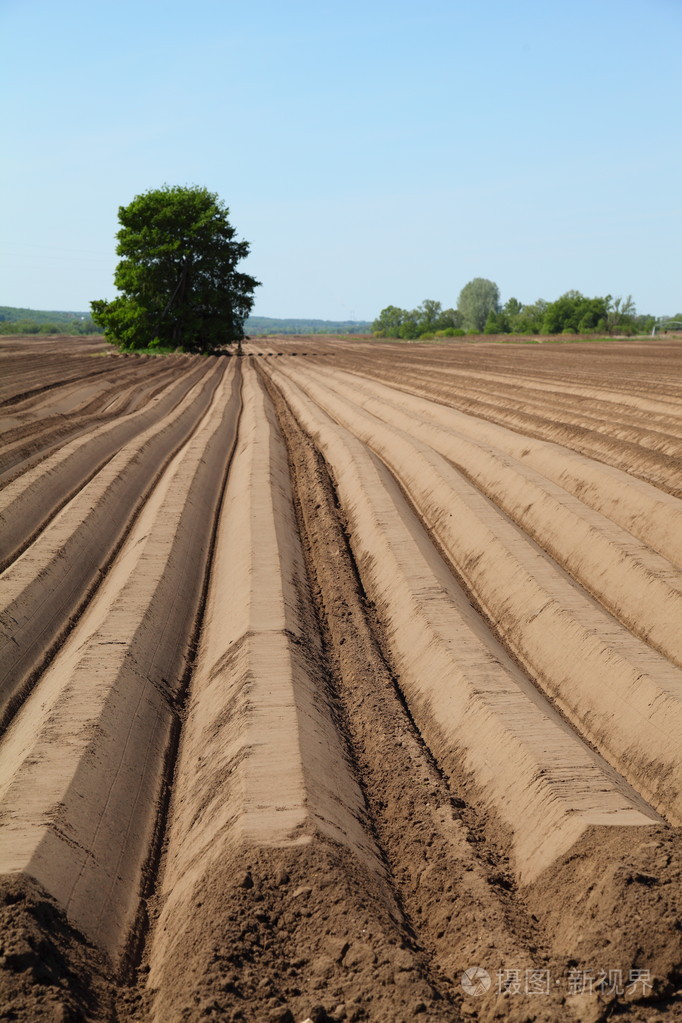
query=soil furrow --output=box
[0,359,241,963]
[325,367,682,570]
[299,362,682,666]
[0,359,225,730]
[0,359,130,409]
[0,357,213,570]
[0,359,181,477]
[276,359,682,826]
[336,361,682,444]
[2,335,681,1022]
[267,362,659,845]
[266,348,682,1019]
[340,363,682,498]
[0,360,178,456]
[262,366,573,1022]
[139,364,454,1023]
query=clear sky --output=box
[1,0,680,320]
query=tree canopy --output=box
[541,290,609,334]
[91,185,259,353]
[373,285,655,339]
[372,300,461,339]
[457,278,500,332]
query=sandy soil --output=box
[1,334,681,1022]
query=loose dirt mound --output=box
[0,874,113,1022]
[1,335,681,1021]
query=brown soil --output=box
[1,334,681,1022]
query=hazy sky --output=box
[2,0,680,320]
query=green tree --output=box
[399,311,421,339]
[436,307,461,330]
[416,300,463,335]
[416,299,443,334]
[372,305,406,336]
[504,297,523,320]
[514,299,547,334]
[542,291,609,334]
[91,185,259,353]
[372,299,462,338]
[457,278,500,332]
[608,295,637,334]
[483,310,507,334]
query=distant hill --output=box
[0,305,99,334]
[0,306,371,337]
[245,316,371,336]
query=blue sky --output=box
[1,0,680,319]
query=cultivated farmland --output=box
[1,334,681,1023]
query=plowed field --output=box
[1,334,681,1023]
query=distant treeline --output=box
[0,307,372,338]
[245,316,371,335]
[373,281,669,339]
[0,306,101,335]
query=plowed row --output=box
[1,335,681,1023]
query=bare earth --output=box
[0,333,681,1023]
